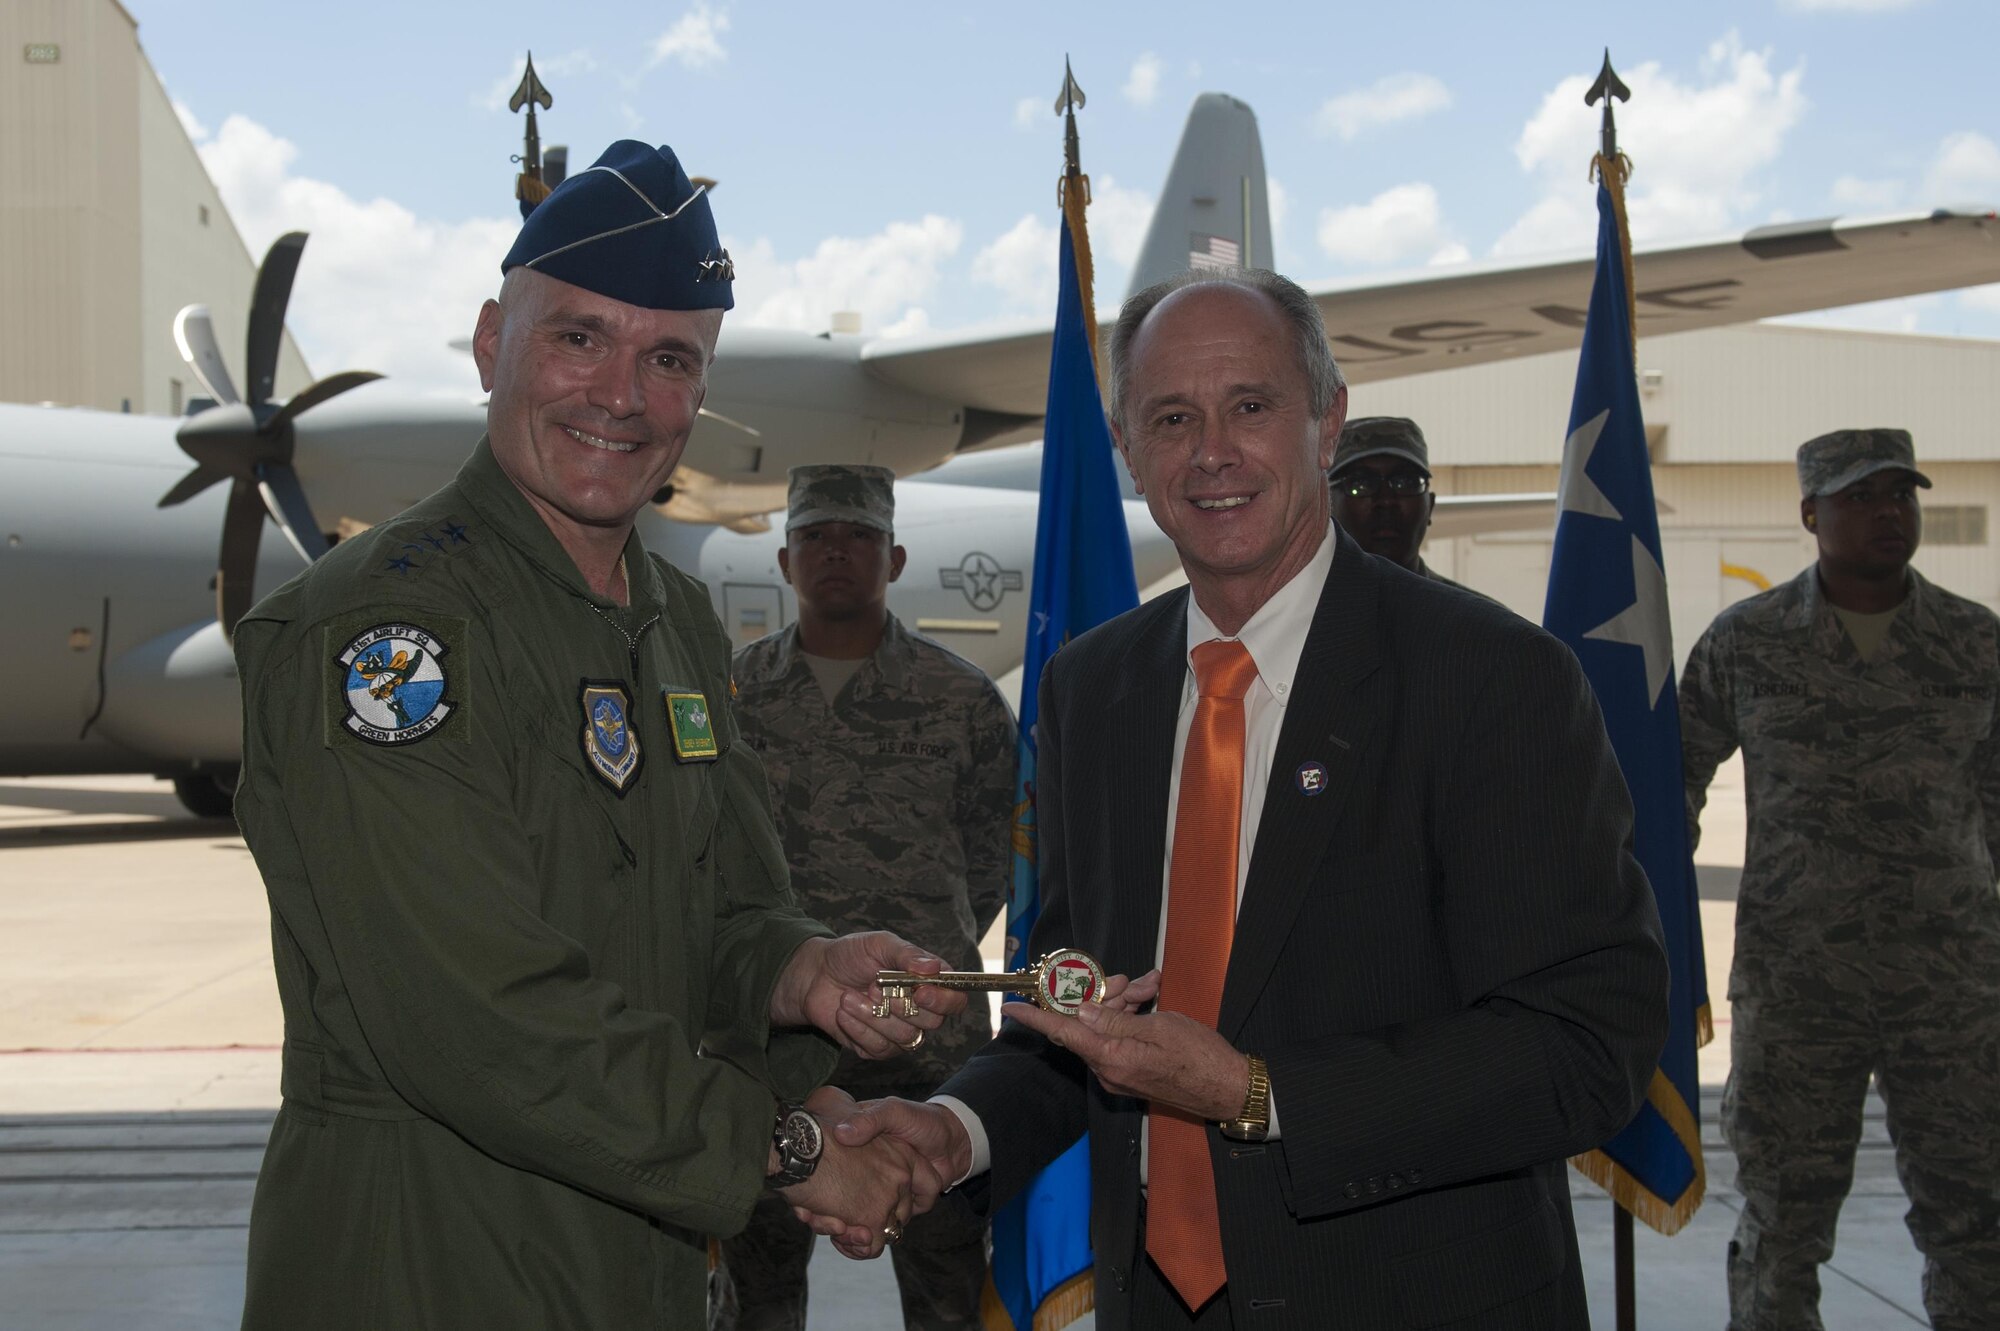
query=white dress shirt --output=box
[937,525,1337,1181]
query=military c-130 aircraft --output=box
[4,91,1998,815]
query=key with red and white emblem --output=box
[873,948,1107,1018]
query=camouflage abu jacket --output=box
[1679,565,2000,991]
[733,614,1016,1093]
[232,440,836,1329]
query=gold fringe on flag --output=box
[516,172,553,210]
[980,1268,1095,1331]
[1058,167,1101,391]
[1570,1068,1708,1236]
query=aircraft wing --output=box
[858,208,2000,415]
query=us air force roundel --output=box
[336,623,454,745]
[579,680,642,794]
[663,688,718,762]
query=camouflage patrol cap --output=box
[786,464,895,534]
[1331,416,1431,477]
[1796,428,1932,497]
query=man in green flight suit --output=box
[231,140,964,1328]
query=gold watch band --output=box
[1220,1053,1271,1142]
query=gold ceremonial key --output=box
[873,949,1107,1019]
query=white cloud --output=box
[1924,131,2000,203]
[1090,175,1155,268]
[171,99,207,141]
[967,174,1155,318]
[1494,32,1808,256]
[1123,53,1164,107]
[476,50,599,112]
[726,216,964,339]
[650,4,730,70]
[1831,175,1904,210]
[1317,182,1455,267]
[971,213,1056,314]
[192,115,512,399]
[1429,242,1471,266]
[1313,73,1452,141]
[1779,0,1923,10]
[1014,96,1043,130]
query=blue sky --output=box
[128,0,2000,394]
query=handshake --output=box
[767,941,1163,1259]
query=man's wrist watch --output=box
[1219,1054,1271,1142]
[768,1101,824,1187]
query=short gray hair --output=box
[1106,268,1346,433]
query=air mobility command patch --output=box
[664,688,719,762]
[579,680,642,794]
[332,622,458,745]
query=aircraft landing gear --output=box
[172,770,238,819]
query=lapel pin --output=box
[1296,761,1328,796]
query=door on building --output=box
[721,582,786,646]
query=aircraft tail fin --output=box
[1126,93,1273,300]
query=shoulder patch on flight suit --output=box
[579,680,643,794]
[663,687,719,762]
[326,617,468,747]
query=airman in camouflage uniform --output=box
[1680,428,2000,1331]
[723,466,1017,1331]
[1327,416,1482,594]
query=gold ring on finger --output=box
[883,1219,903,1242]
[898,1030,924,1052]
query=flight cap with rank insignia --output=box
[785,464,896,535]
[500,139,734,311]
[1331,416,1432,478]
[1796,427,1932,497]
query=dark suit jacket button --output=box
[1343,1182,1360,1200]
[1126,1131,1138,1157]
[1112,1266,1127,1292]
[1387,1172,1403,1190]
[1408,1167,1424,1184]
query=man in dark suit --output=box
[823,270,1669,1328]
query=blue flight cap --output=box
[500,139,734,311]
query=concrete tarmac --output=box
[0,766,1936,1328]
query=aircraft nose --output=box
[1122,499,1181,593]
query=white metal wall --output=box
[2,0,309,415]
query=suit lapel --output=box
[1100,592,1188,983]
[1220,533,1383,1038]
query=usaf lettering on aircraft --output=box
[1329,279,1746,366]
[939,552,1024,612]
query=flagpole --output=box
[1584,49,1638,1331]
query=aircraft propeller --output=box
[159,232,382,638]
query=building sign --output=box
[24,44,61,64]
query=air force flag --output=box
[1544,170,1711,1234]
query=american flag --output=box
[1188,232,1241,271]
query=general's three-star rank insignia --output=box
[664,687,719,762]
[579,680,642,794]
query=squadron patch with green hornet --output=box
[332,621,457,745]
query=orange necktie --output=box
[1147,638,1258,1311]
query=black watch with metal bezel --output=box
[768,1101,823,1188]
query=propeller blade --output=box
[246,232,307,405]
[256,462,330,563]
[158,463,228,508]
[173,401,267,475]
[267,369,385,435]
[172,306,241,406]
[216,480,269,638]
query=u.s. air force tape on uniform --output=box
[324,614,469,747]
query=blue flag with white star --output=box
[1544,168,1711,1235]
[986,194,1139,1331]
